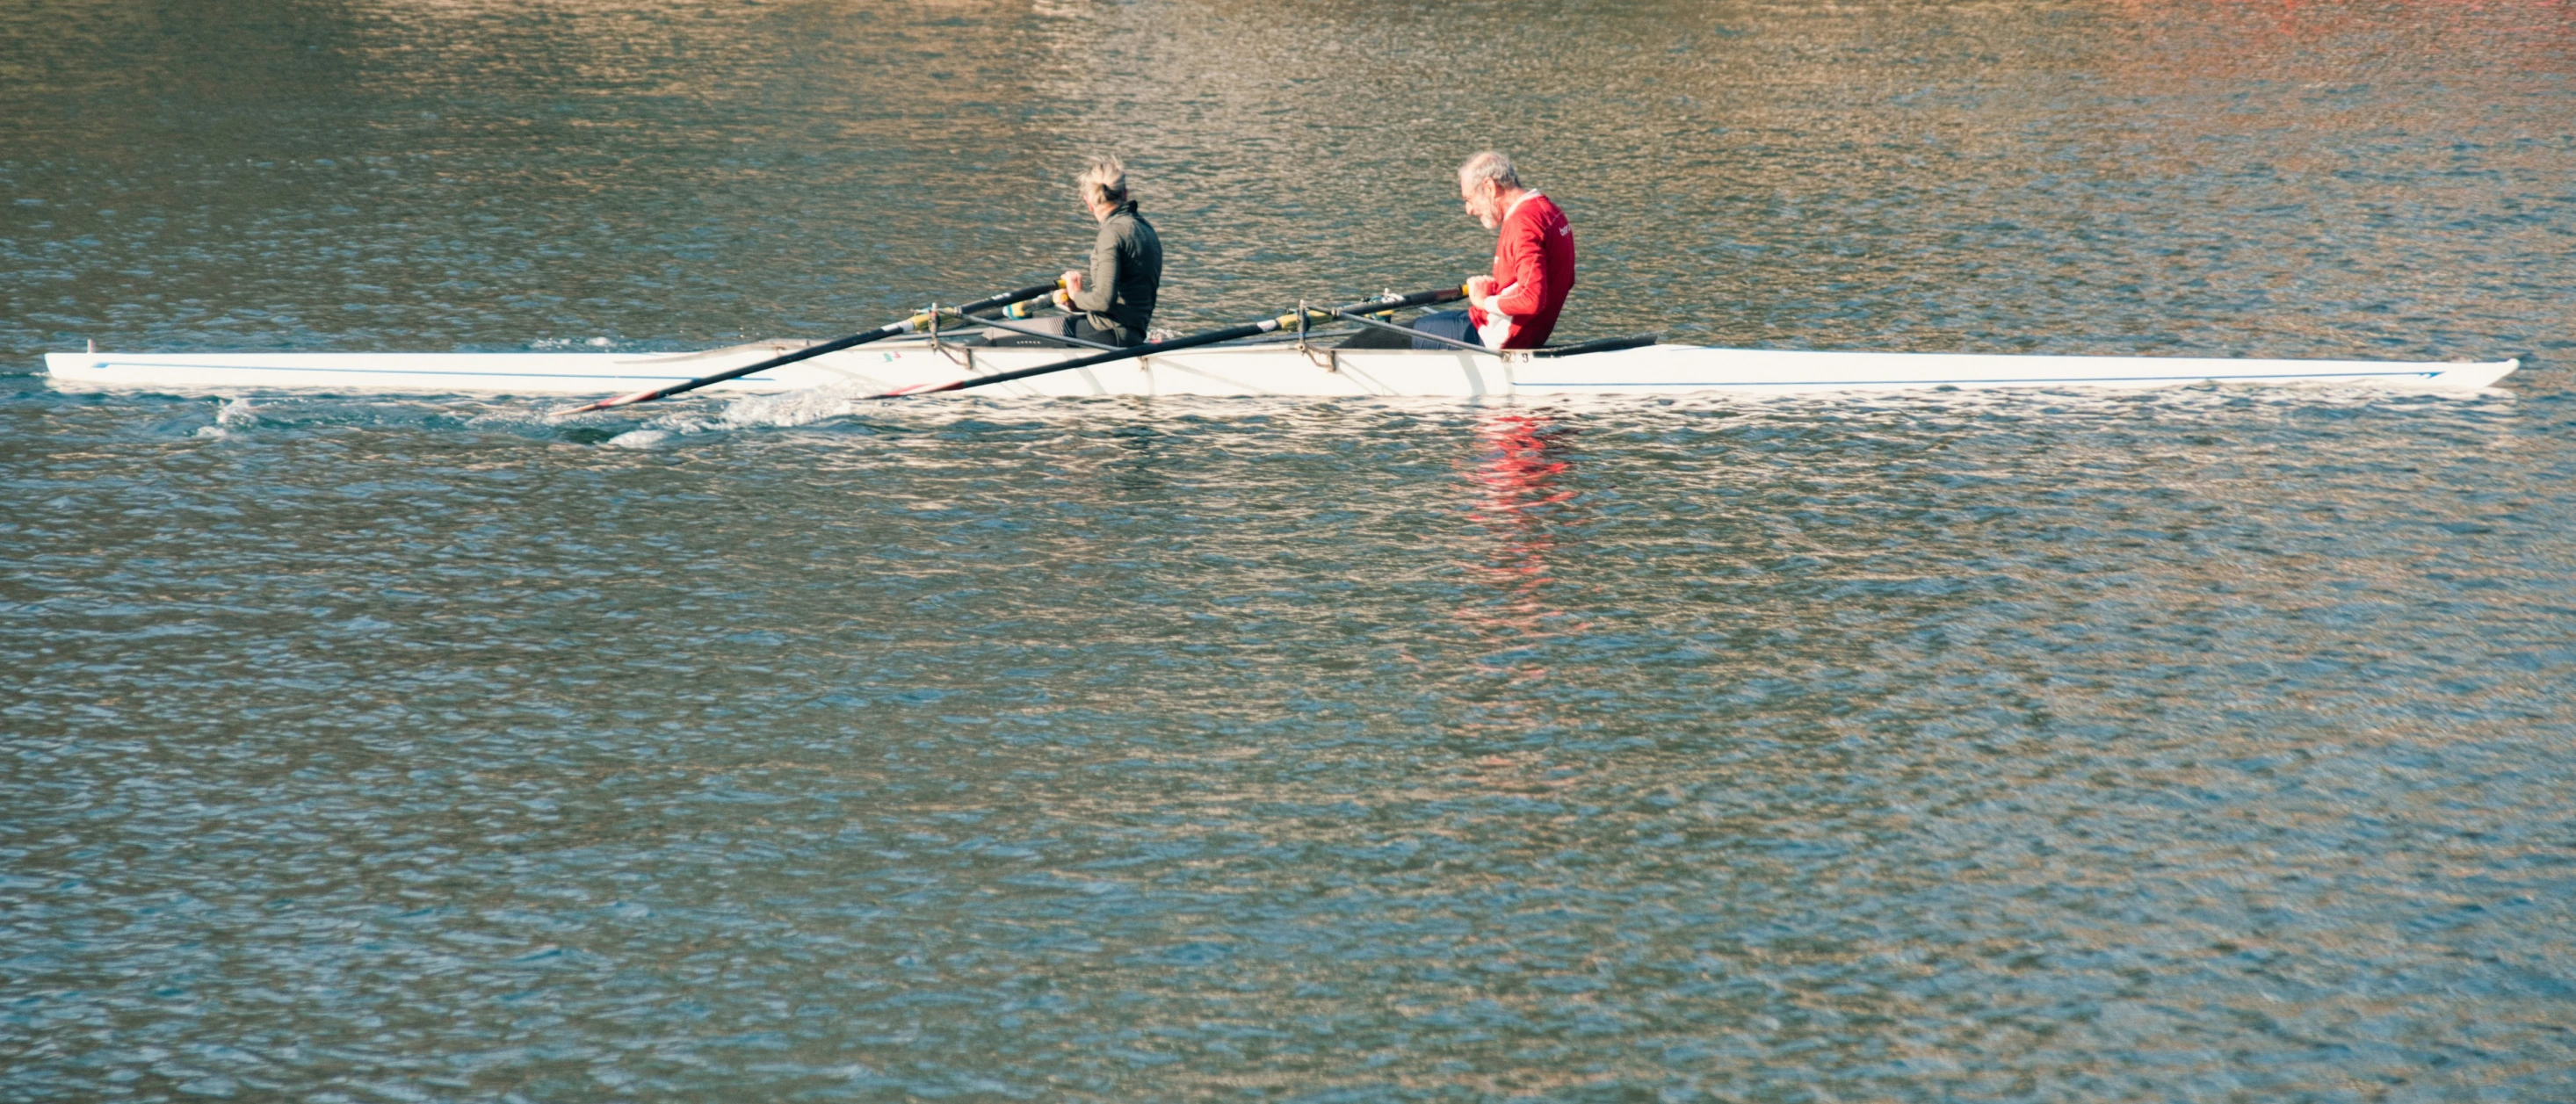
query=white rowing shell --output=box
[40,340,2519,399]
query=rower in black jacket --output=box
[968,155,1162,350]
[1053,155,1163,347]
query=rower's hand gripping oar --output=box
[546,278,1063,417]
[861,285,1470,400]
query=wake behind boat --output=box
[40,337,2519,399]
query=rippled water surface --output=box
[6,1,2576,1100]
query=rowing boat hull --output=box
[40,341,2519,399]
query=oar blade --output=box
[546,386,668,419]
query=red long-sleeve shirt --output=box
[1467,191,1575,350]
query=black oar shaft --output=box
[885,285,1467,398]
[556,278,1061,415]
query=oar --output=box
[860,285,1469,400]
[547,278,1063,416]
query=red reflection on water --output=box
[1456,410,1581,646]
[1441,410,1588,756]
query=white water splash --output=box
[696,384,867,430]
[607,429,677,450]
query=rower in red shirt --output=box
[1401,151,1575,350]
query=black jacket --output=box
[1066,200,1161,344]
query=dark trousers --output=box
[1407,309,1480,348]
[973,314,1140,348]
[1335,308,1482,350]
[1067,314,1140,347]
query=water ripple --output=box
[6,0,2576,1099]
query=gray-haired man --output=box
[1345,151,1575,350]
[1050,155,1162,347]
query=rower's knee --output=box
[1408,309,1480,350]
[1333,309,1482,350]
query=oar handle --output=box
[552,278,1063,416]
[885,285,1469,398]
